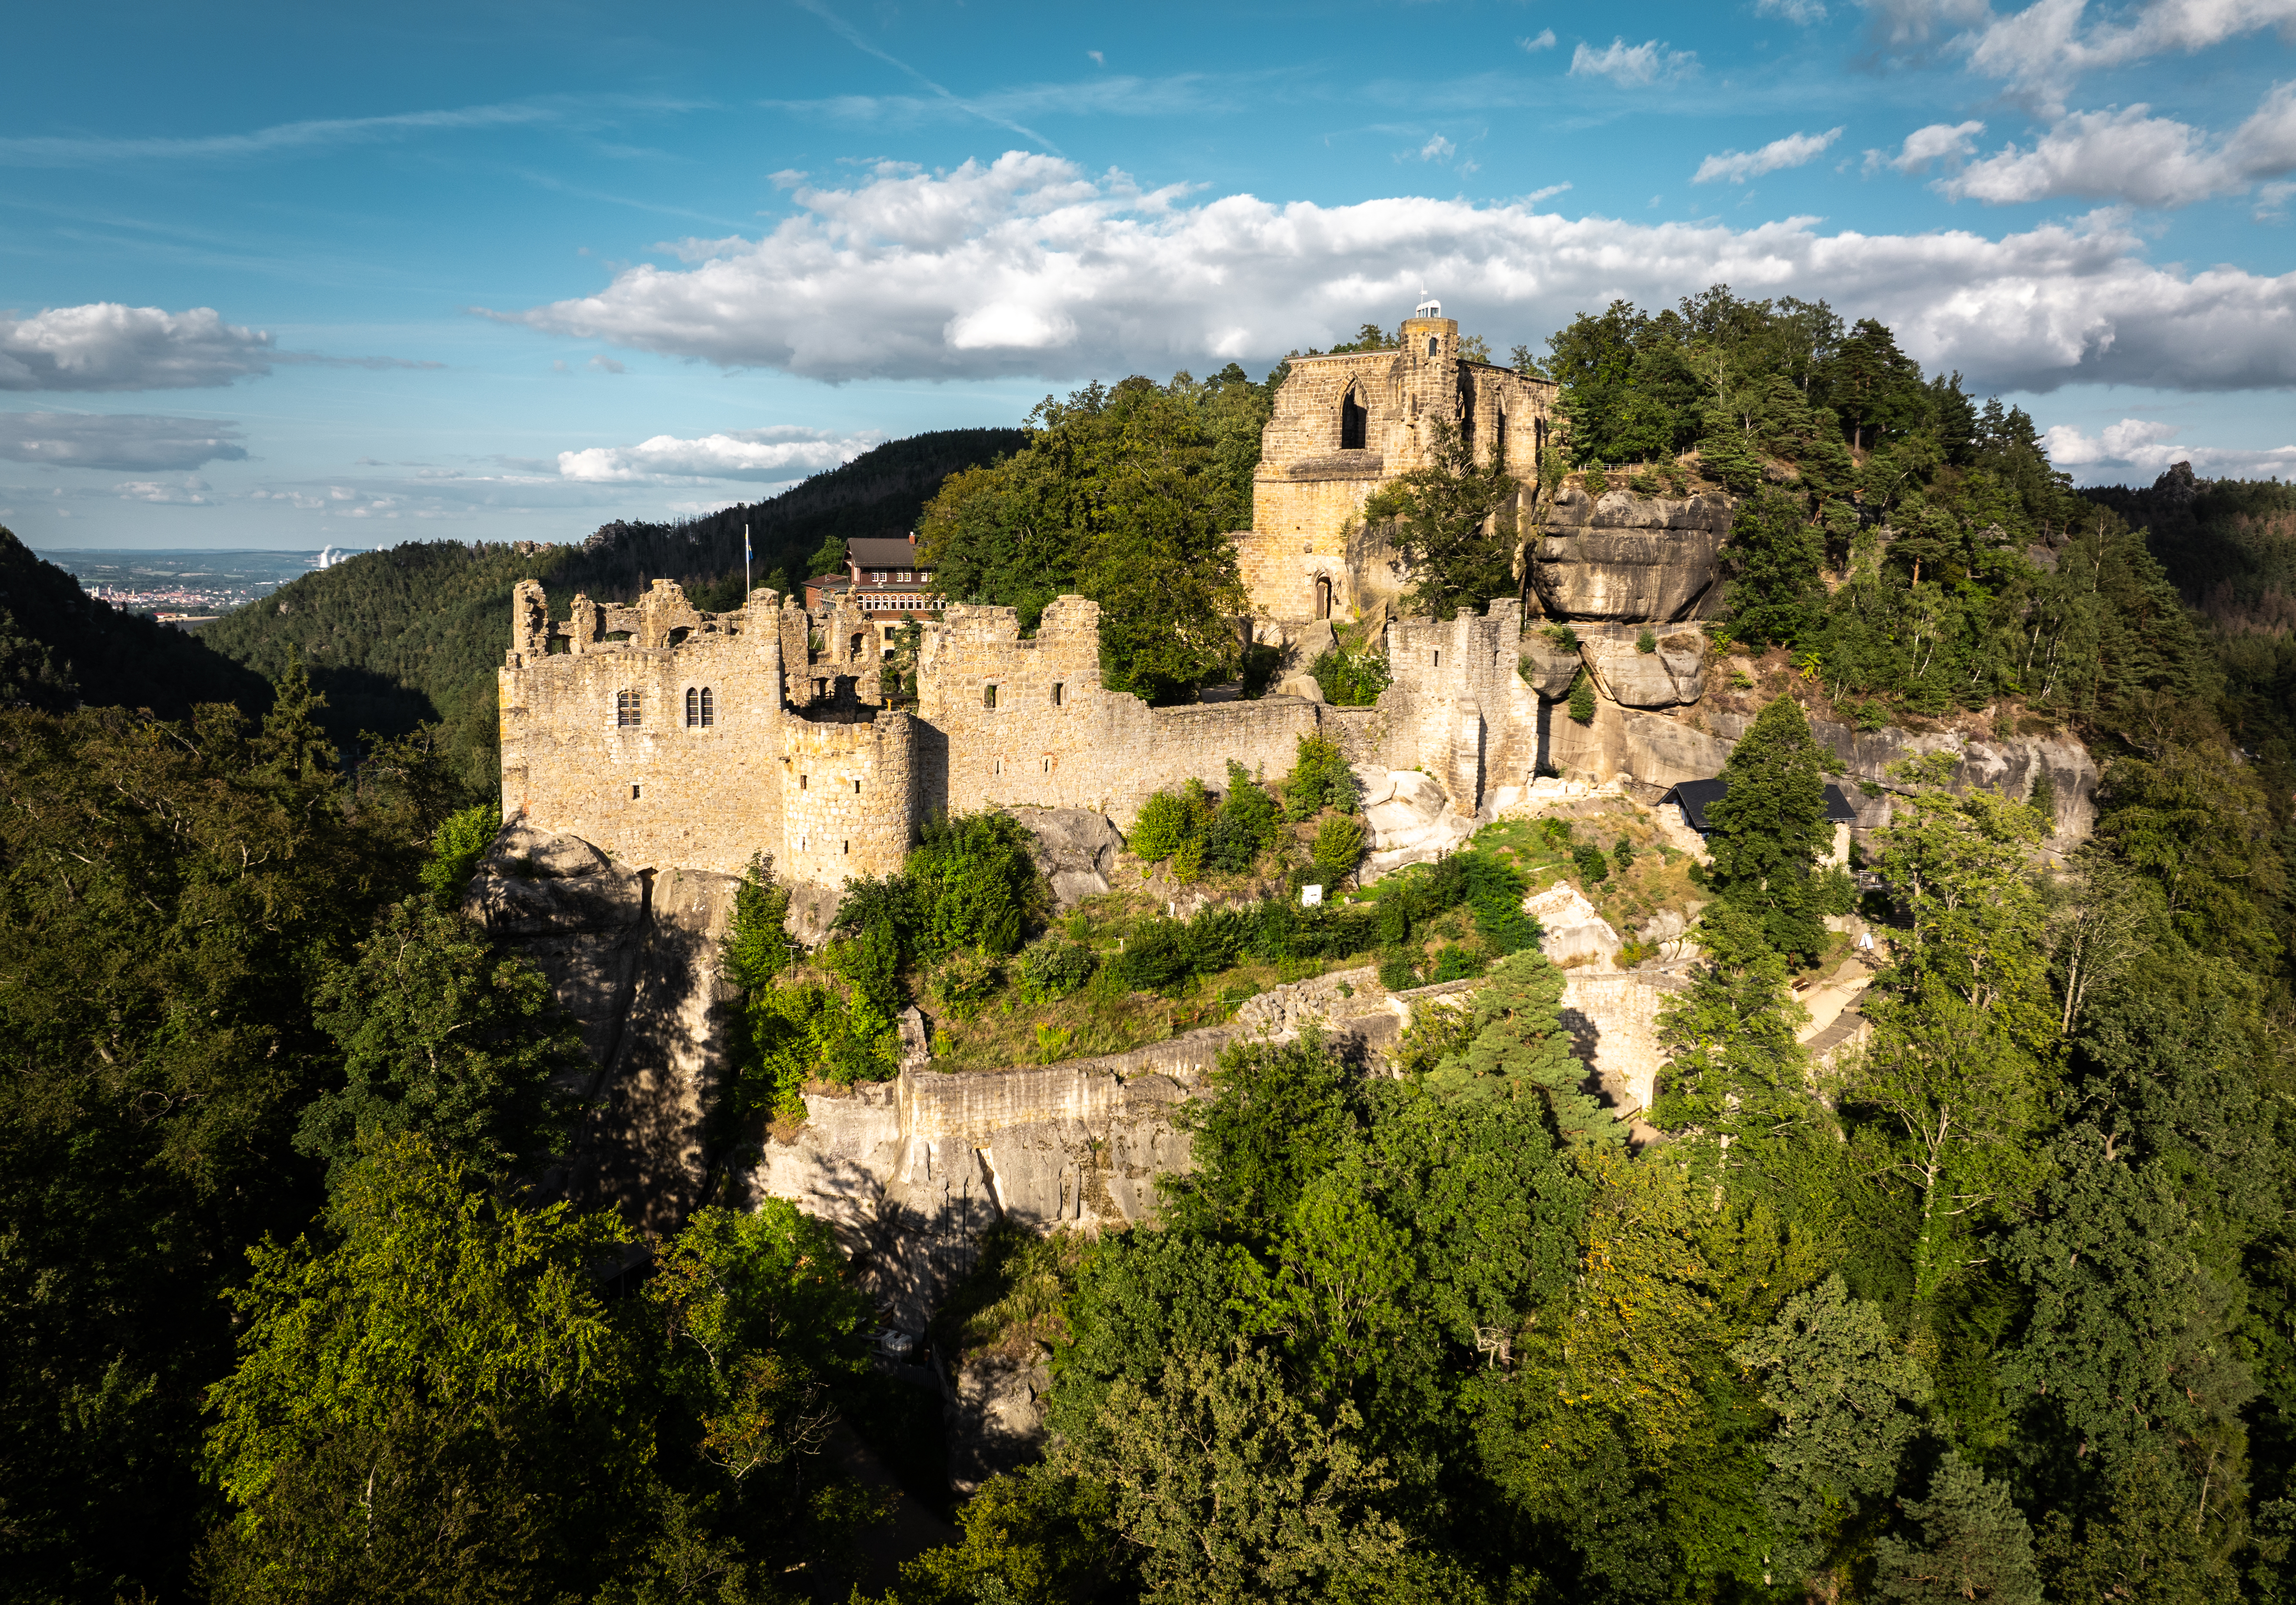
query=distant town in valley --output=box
[34,546,369,622]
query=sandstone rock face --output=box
[1532,489,1733,623]
[467,825,739,1234]
[948,1352,1053,1494]
[1578,626,1708,709]
[1009,806,1124,908]
[1525,883,1622,971]
[1274,672,1327,703]
[1517,633,1581,699]
[1362,768,1476,879]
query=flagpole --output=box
[744,522,751,609]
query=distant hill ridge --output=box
[0,526,268,718]
[193,427,1025,799]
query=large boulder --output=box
[1362,769,1476,879]
[1010,806,1123,907]
[1525,882,1622,970]
[1579,625,1708,709]
[1518,631,1581,699]
[1532,488,1733,622]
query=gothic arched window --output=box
[685,687,699,726]
[1340,386,1367,451]
[699,687,714,727]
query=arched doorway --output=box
[1315,576,1332,620]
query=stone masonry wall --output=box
[1246,315,1556,621]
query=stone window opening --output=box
[631,782,642,800]
[1050,683,1064,706]
[615,688,641,726]
[1426,334,1438,357]
[850,633,863,657]
[842,840,849,855]
[1315,576,1332,620]
[685,687,699,726]
[800,774,807,790]
[1432,649,1441,667]
[1493,409,1507,472]
[1041,756,1051,773]
[699,686,714,726]
[1339,386,1367,451]
[983,683,999,709]
[853,779,862,794]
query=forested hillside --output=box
[0,526,268,718]
[194,428,1024,796]
[10,289,2296,1602]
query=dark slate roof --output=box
[847,536,929,567]
[1665,777,1857,833]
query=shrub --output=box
[1017,938,1097,1002]
[1636,628,1658,654]
[1239,641,1283,698]
[1432,943,1484,981]
[421,802,500,899]
[930,950,1003,1019]
[1129,789,1198,862]
[1612,839,1637,873]
[1541,622,1580,651]
[1573,842,1611,884]
[1584,466,1611,496]
[1111,921,1190,995]
[1311,813,1367,888]
[1207,761,1281,873]
[1309,646,1391,707]
[1568,668,1596,725]
[1378,951,1419,992]
[1281,733,1360,820]
[1628,469,1664,495]
[907,810,1047,958]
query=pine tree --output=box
[250,645,338,792]
[1873,1452,2043,1605]
[1568,667,1597,725]
[1426,949,1617,1145]
[1707,694,1833,961]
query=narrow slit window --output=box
[842,840,849,855]
[1050,683,1064,706]
[699,686,714,726]
[800,774,807,790]
[631,782,642,800]
[1432,649,1441,667]
[1426,334,1438,357]
[616,688,641,726]
[983,683,998,709]
[685,687,699,726]
[853,779,862,794]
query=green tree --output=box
[919,375,1260,701]
[1425,950,1615,1145]
[1652,900,1812,1176]
[1732,1274,1933,1573]
[201,1134,652,1603]
[1872,1452,2042,1605]
[1310,812,1365,888]
[1361,420,1520,620]
[297,897,588,1185]
[1046,1345,1411,1605]
[1705,694,1835,961]
[1722,487,1827,649]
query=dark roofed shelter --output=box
[1664,777,1858,835]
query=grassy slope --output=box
[0,526,270,718]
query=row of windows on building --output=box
[612,678,1073,724]
[615,688,715,728]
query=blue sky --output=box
[4,0,2293,550]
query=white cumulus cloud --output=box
[1568,37,1699,86]
[555,426,878,484]
[493,152,2296,395]
[1983,0,2296,105]
[1869,120,1989,174]
[0,302,441,391]
[2044,415,2296,479]
[0,306,280,392]
[1942,84,2296,206]
[1417,135,1456,162]
[1695,128,1845,184]
[0,410,249,470]
[1520,29,1558,51]
[1759,0,1830,20]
